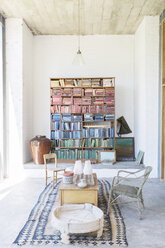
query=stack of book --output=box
[105,114,114,120]
[51,89,61,96]
[82,97,91,105]
[81,79,91,87]
[72,131,81,139]
[65,80,74,86]
[72,115,82,122]
[85,89,93,96]
[51,106,61,113]
[105,97,114,105]
[83,127,112,138]
[95,105,104,113]
[94,114,104,121]
[94,97,104,104]
[51,80,60,87]
[51,130,60,139]
[61,139,82,148]
[62,97,73,105]
[95,89,104,95]
[83,150,98,159]
[61,106,71,113]
[51,121,61,130]
[106,106,115,113]
[91,79,101,87]
[71,105,81,113]
[52,114,61,121]
[84,114,93,121]
[103,79,114,87]
[74,98,82,104]
[52,96,62,104]
[105,88,114,96]
[73,88,82,95]
[83,138,113,148]
[62,122,70,130]
[71,122,82,130]
[59,79,65,87]
[61,88,72,96]
[56,149,82,160]
[61,131,72,139]
[51,140,60,148]
[82,106,90,113]
[62,114,71,122]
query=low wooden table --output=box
[59,173,99,206]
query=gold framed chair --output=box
[43,153,65,187]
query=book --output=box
[62,97,73,105]
[51,80,60,87]
[82,97,91,105]
[52,96,62,104]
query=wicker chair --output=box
[108,166,152,219]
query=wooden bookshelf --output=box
[50,77,115,162]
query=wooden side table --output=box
[59,173,99,206]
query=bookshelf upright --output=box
[50,77,115,162]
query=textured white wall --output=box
[134,16,159,177]
[23,22,33,162]
[32,35,134,139]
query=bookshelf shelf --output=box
[50,77,115,162]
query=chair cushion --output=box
[113,184,139,198]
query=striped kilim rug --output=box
[14,179,128,247]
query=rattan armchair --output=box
[108,166,152,219]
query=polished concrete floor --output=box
[0,174,165,248]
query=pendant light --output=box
[72,0,85,65]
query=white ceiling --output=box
[0,0,165,35]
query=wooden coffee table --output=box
[59,173,99,206]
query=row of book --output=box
[83,127,114,138]
[51,122,82,130]
[53,149,99,160]
[60,139,82,148]
[51,88,114,97]
[51,127,114,139]
[51,138,114,148]
[54,149,82,160]
[51,113,114,122]
[51,96,114,105]
[83,138,114,148]
[51,114,83,122]
[51,105,115,114]
[50,79,115,88]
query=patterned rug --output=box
[14,179,128,247]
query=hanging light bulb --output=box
[72,0,85,65]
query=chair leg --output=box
[55,171,57,184]
[137,198,143,220]
[107,190,114,214]
[53,171,55,187]
[140,194,145,209]
[45,170,47,186]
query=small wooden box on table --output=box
[59,173,99,206]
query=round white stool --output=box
[51,203,104,244]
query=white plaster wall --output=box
[5,18,24,177]
[134,16,159,177]
[33,35,134,138]
[23,22,33,162]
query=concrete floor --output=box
[0,174,165,248]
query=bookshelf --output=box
[50,77,115,162]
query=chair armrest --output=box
[117,168,145,177]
